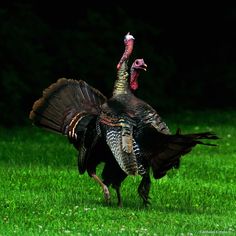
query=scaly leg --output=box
[91,174,110,203]
[138,171,151,206]
[113,185,123,207]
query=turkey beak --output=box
[144,64,147,71]
[141,63,147,71]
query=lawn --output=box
[0,110,235,235]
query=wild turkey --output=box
[71,57,148,207]
[98,33,219,205]
[29,33,147,207]
[29,32,218,207]
[29,77,112,197]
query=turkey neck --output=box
[113,61,130,96]
[113,34,134,97]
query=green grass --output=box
[0,110,235,235]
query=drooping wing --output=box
[99,110,146,176]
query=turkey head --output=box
[130,59,147,91]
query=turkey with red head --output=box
[29,32,148,207]
[29,32,218,207]
[99,33,218,205]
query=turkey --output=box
[29,32,218,207]
[98,33,219,205]
[29,33,147,207]
[29,77,112,199]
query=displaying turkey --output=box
[29,77,112,198]
[98,33,218,205]
[29,32,218,207]
[29,33,147,206]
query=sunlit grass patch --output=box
[0,110,235,235]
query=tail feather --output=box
[136,125,219,179]
[29,78,107,135]
[180,132,219,146]
[151,130,219,179]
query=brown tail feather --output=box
[29,78,107,135]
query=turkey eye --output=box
[135,61,140,65]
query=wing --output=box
[135,101,171,135]
[99,113,146,176]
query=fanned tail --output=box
[29,78,107,136]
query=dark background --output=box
[0,2,235,126]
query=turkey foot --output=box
[138,185,151,206]
[103,185,111,204]
[138,173,151,206]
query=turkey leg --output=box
[113,185,123,207]
[138,172,151,206]
[91,174,110,202]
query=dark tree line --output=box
[0,3,235,126]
